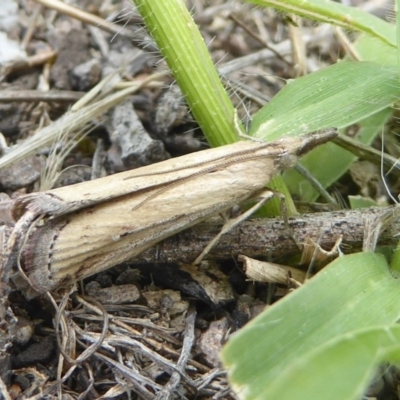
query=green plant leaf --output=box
[245,0,396,48]
[133,0,238,147]
[250,61,399,140]
[356,35,398,66]
[258,326,400,400]
[348,195,380,209]
[397,0,400,77]
[222,252,400,400]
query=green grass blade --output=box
[390,0,400,273]
[258,326,400,400]
[397,0,400,79]
[348,195,379,208]
[250,61,399,141]
[133,0,238,146]
[356,35,398,66]
[245,0,396,48]
[222,252,400,399]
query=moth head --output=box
[274,128,337,171]
[276,152,299,170]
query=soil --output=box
[0,0,393,399]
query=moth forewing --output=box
[20,154,277,292]
[11,140,276,219]
[12,129,337,293]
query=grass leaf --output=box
[250,61,399,140]
[258,325,400,400]
[133,0,239,147]
[222,253,400,399]
[245,0,396,47]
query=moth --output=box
[3,129,337,293]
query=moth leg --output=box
[218,210,230,223]
[294,163,337,206]
[194,189,278,265]
[270,191,303,251]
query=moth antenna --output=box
[381,128,398,204]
